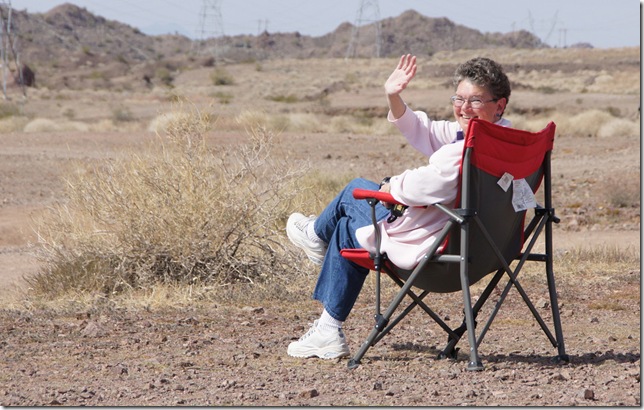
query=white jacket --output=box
[355,107,511,270]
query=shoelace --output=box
[294,215,314,232]
[298,322,318,341]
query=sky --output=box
[11,0,641,49]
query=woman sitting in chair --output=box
[286,55,512,360]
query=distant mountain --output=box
[12,4,546,66]
[13,4,189,64]
[4,3,551,91]
[140,22,193,39]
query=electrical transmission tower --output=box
[195,0,225,61]
[527,10,559,47]
[346,0,382,59]
[0,0,25,99]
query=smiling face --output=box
[453,79,507,134]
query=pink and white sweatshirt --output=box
[355,106,511,270]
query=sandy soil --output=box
[0,125,639,406]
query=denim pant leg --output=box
[311,178,390,322]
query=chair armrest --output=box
[352,188,405,206]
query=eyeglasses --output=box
[450,95,498,109]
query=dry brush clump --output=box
[510,109,639,138]
[28,106,311,301]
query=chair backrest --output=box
[396,119,556,293]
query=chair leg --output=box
[545,214,569,363]
[438,268,504,360]
[347,326,380,369]
[459,221,484,371]
[438,321,466,360]
[461,291,484,371]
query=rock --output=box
[299,388,319,398]
[536,298,549,308]
[550,369,571,382]
[80,321,102,337]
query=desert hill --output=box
[7,4,551,89]
[13,4,547,62]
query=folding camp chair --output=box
[341,118,569,371]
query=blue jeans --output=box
[312,178,390,322]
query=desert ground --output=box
[0,48,640,406]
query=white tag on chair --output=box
[512,178,537,212]
[497,172,514,192]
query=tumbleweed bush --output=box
[29,105,310,299]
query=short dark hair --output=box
[453,57,511,106]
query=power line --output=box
[346,0,381,59]
[527,9,560,47]
[195,0,225,60]
[0,0,26,99]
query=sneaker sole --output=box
[287,346,350,360]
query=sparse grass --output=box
[210,67,235,86]
[27,118,91,133]
[266,94,299,103]
[0,116,30,132]
[211,91,233,104]
[155,67,174,87]
[588,299,627,311]
[599,175,640,209]
[553,245,640,279]
[0,102,20,119]
[290,170,354,215]
[232,110,290,133]
[112,105,135,122]
[62,107,76,120]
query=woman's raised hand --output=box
[384,54,417,96]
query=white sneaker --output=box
[286,213,327,265]
[287,321,350,359]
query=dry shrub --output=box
[599,174,640,208]
[557,109,614,137]
[24,118,91,133]
[505,115,552,133]
[23,118,60,133]
[89,119,118,132]
[28,105,310,300]
[234,110,290,132]
[511,109,635,138]
[329,115,374,134]
[147,111,193,133]
[291,170,354,214]
[287,113,325,133]
[0,116,30,133]
[597,118,639,138]
[172,110,390,136]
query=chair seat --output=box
[341,246,445,272]
[340,249,375,270]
